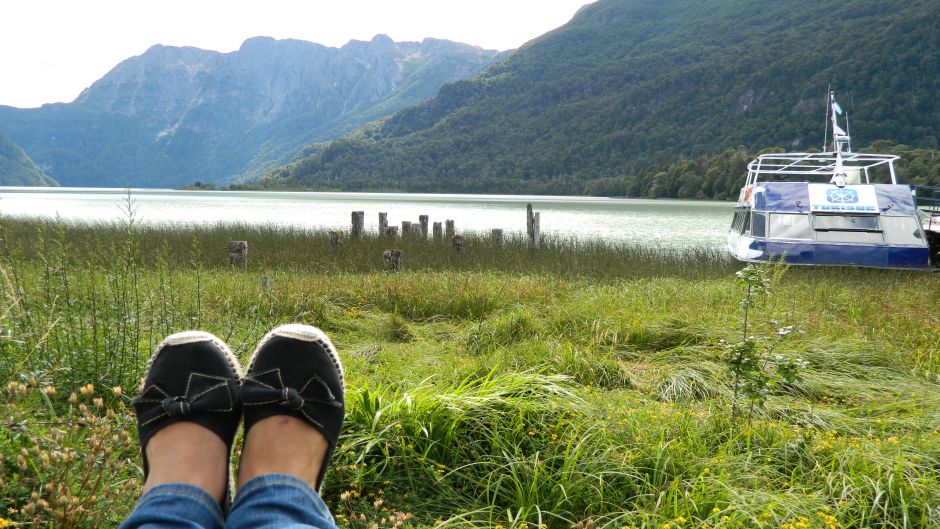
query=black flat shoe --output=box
[133,331,242,508]
[241,324,345,490]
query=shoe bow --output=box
[134,372,238,426]
[241,368,341,421]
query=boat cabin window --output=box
[813,215,880,231]
[812,214,884,244]
[881,216,926,246]
[768,213,812,240]
[750,213,766,237]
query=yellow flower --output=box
[0,518,14,528]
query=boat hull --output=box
[730,239,932,269]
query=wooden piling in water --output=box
[419,215,429,238]
[384,226,400,238]
[402,221,412,237]
[526,204,540,250]
[451,235,465,253]
[445,220,455,238]
[378,212,388,235]
[383,249,403,271]
[491,228,504,245]
[351,211,365,238]
[432,222,443,240]
[227,241,248,268]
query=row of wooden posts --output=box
[227,204,542,269]
[357,211,458,240]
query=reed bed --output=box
[1,216,938,528]
[0,216,736,279]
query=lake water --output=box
[0,187,733,248]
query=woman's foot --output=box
[240,324,345,490]
[142,422,228,502]
[237,415,329,488]
[132,331,242,505]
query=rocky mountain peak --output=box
[0,34,500,187]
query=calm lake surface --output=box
[0,188,733,248]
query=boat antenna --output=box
[829,89,851,187]
[830,90,849,154]
[822,84,830,152]
[844,110,852,153]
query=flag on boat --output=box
[832,101,843,115]
[833,123,849,142]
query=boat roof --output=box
[745,152,899,187]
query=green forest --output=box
[259,0,940,198]
[0,131,57,186]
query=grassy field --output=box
[1,217,939,528]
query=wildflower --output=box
[112,386,123,397]
[675,517,687,524]
[93,397,104,408]
[69,392,78,404]
[80,384,94,397]
[41,385,56,396]
[711,507,720,514]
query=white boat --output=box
[728,90,937,269]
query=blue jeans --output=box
[118,474,338,529]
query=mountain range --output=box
[3,0,939,195]
[265,0,940,196]
[0,35,499,188]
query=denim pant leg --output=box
[119,483,225,529]
[225,474,338,529]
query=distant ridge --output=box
[0,131,57,186]
[266,0,940,196]
[0,36,500,188]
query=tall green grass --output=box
[1,216,939,528]
[0,216,736,279]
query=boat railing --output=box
[745,152,900,188]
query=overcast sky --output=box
[0,0,590,109]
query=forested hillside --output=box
[0,131,57,186]
[265,0,940,196]
[620,142,940,200]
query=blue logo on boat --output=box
[826,189,858,203]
